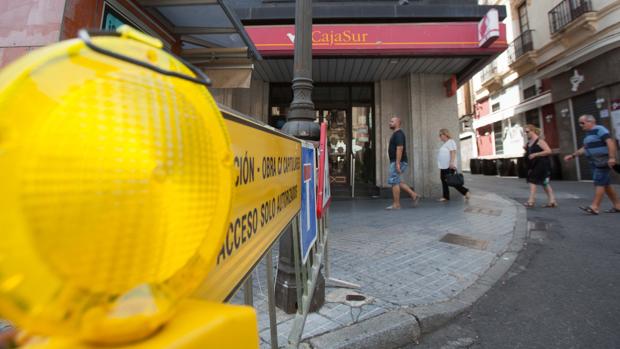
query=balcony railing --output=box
[548,0,592,34]
[481,61,498,83]
[508,29,534,63]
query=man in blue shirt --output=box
[386,116,419,210]
[564,114,620,214]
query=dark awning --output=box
[137,0,261,87]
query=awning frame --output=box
[137,0,262,60]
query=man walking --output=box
[386,116,419,210]
[564,114,620,214]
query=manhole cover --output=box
[440,233,489,250]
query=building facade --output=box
[1,0,508,197]
[463,0,620,181]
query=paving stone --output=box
[230,195,520,347]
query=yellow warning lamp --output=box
[0,25,256,347]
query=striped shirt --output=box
[583,125,611,168]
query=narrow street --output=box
[404,174,620,349]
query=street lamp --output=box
[276,0,324,313]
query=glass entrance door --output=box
[270,83,376,196]
[352,105,373,185]
[317,106,375,196]
[317,109,350,187]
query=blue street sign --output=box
[300,143,317,264]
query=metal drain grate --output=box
[464,206,502,216]
[440,233,489,250]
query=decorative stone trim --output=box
[509,50,537,76]
[551,12,599,48]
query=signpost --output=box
[195,107,302,302]
[300,142,318,264]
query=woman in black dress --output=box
[524,124,557,208]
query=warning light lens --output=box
[0,33,232,343]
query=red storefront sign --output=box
[246,22,507,56]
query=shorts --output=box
[592,167,611,186]
[388,161,408,185]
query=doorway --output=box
[269,84,377,196]
[572,92,598,180]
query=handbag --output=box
[445,170,464,187]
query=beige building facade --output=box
[462,0,620,181]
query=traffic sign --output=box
[300,143,318,264]
[317,122,331,218]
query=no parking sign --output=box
[300,142,318,264]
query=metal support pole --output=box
[323,210,359,289]
[287,215,326,348]
[243,274,253,307]
[351,153,355,198]
[266,249,278,349]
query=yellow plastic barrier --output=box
[0,26,258,348]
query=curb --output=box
[306,310,420,349]
[303,196,528,349]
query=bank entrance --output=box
[269,83,377,197]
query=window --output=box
[523,85,537,100]
[518,3,529,34]
[492,103,500,112]
[525,109,540,127]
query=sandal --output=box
[523,202,535,208]
[385,205,400,210]
[438,198,448,202]
[543,202,558,208]
[412,195,420,207]
[579,206,599,215]
[604,207,620,213]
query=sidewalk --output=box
[230,189,527,349]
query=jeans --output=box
[440,168,469,200]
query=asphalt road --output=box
[404,174,620,349]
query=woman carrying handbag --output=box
[438,128,470,202]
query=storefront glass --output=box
[269,83,375,195]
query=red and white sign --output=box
[317,122,331,219]
[478,9,500,48]
[246,22,507,56]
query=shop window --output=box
[270,106,288,129]
[270,84,293,105]
[102,5,132,31]
[493,122,503,155]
